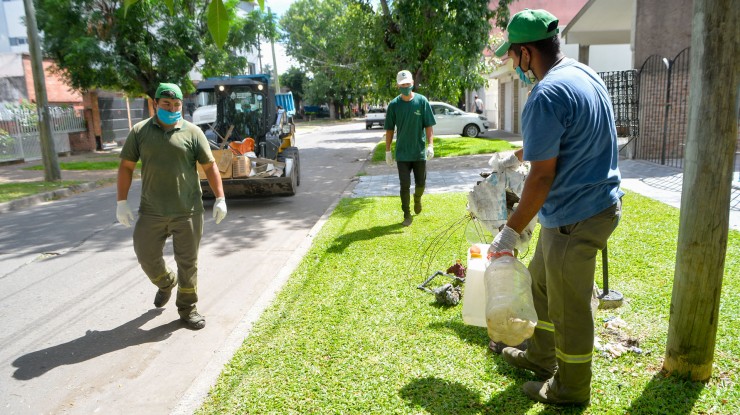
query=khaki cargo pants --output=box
[525,201,621,401]
[133,213,203,317]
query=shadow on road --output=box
[11,308,179,380]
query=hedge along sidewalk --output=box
[196,191,740,415]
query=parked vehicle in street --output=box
[429,101,490,137]
[365,107,386,129]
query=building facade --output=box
[485,0,632,134]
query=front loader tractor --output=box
[193,74,300,197]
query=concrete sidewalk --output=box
[352,153,740,231]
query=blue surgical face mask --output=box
[516,66,534,85]
[157,107,181,124]
[399,86,413,96]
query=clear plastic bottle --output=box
[484,255,538,345]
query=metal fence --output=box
[0,105,86,162]
[599,48,739,209]
[598,69,639,156]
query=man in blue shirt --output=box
[490,9,623,405]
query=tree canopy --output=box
[36,0,266,99]
[280,0,374,110]
[281,0,512,105]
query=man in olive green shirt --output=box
[116,83,226,330]
[384,70,436,227]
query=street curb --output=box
[0,180,116,214]
[170,166,363,415]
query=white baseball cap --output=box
[396,70,414,85]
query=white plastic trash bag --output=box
[467,168,537,252]
[484,255,538,346]
[467,173,508,232]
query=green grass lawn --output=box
[24,159,122,171]
[197,191,739,414]
[0,181,83,203]
[372,137,520,162]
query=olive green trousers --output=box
[133,213,203,317]
[525,201,621,401]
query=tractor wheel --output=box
[281,147,300,187]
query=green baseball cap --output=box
[494,9,560,57]
[155,83,183,100]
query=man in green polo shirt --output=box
[384,69,437,227]
[116,82,227,330]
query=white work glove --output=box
[426,145,434,159]
[385,151,393,166]
[213,197,227,224]
[116,200,135,228]
[488,151,520,172]
[488,225,520,258]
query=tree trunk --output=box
[663,0,739,381]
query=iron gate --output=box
[598,69,639,156]
[635,48,691,169]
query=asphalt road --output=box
[0,121,381,414]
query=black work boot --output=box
[522,378,590,406]
[180,309,206,330]
[153,281,176,308]
[402,214,413,227]
[502,347,557,380]
[413,195,422,214]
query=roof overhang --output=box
[562,0,634,45]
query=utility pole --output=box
[23,0,60,181]
[268,7,280,91]
[663,0,739,381]
[257,35,263,73]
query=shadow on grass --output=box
[626,373,704,414]
[330,198,377,220]
[428,320,489,348]
[327,223,404,253]
[400,377,539,415]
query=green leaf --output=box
[163,0,174,14]
[123,0,139,17]
[207,0,230,49]
[257,0,265,11]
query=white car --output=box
[429,101,490,137]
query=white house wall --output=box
[487,35,631,134]
[0,0,28,53]
[586,44,633,72]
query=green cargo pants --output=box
[525,200,621,401]
[133,213,204,317]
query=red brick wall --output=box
[21,54,83,106]
[68,131,96,152]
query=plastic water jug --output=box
[461,243,489,327]
[484,255,537,345]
